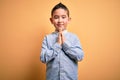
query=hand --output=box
[57,28,65,45]
[61,32,65,44]
[57,32,62,45]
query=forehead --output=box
[52,8,68,16]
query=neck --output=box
[55,29,67,34]
[55,29,66,32]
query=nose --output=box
[58,17,62,22]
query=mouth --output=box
[56,24,64,31]
[57,24,64,27]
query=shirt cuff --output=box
[52,43,62,53]
[62,41,71,51]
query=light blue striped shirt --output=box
[40,30,84,80]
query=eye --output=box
[62,16,66,19]
[53,15,59,19]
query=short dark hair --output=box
[51,2,70,17]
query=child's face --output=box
[50,8,71,31]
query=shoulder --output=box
[67,32,79,39]
[45,32,56,37]
[43,32,57,40]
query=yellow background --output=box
[0,0,120,80]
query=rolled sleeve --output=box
[62,37,84,61]
[40,36,62,63]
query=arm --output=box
[40,36,62,63]
[62,35,84,62]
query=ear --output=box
[68,17,71,23]
[50,18,53,24]
[69,17,71,21]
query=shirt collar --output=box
[53,30,68,34]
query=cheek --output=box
[64,18,69,22]
[64,20,69,24]
[53,20,58,24]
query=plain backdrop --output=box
[0,0,120,80]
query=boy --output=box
[40,2,84,80]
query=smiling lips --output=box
[57,24,64,27]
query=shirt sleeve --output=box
[40,36,62,63]
[62,35,84,62]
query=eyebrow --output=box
[53,15,67,17]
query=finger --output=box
[61,34,65,43]
[58,34,62,45]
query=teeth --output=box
[58,24,63,25]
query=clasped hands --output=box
[57,29,65,45]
